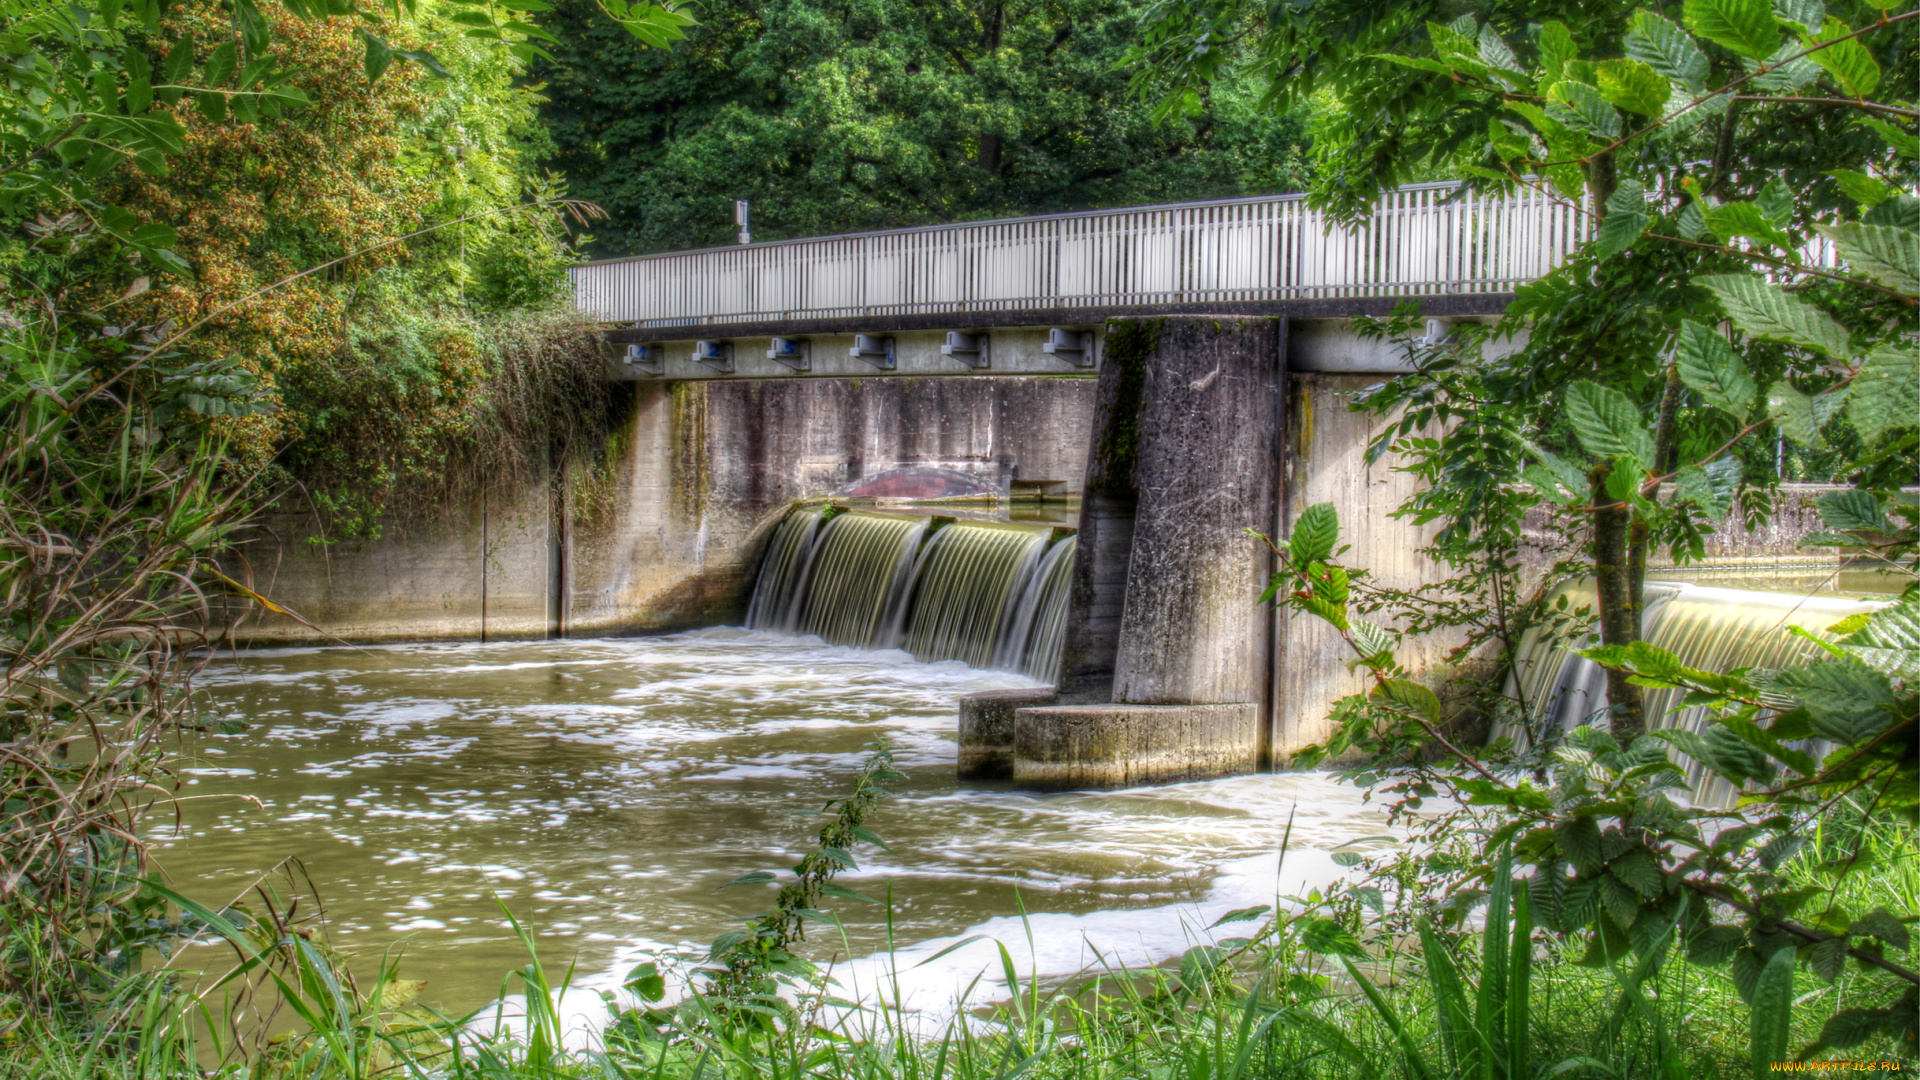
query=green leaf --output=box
[1704,201,1791,248]
[1864,194,1920,231]
[1548,80,1622,138]
[1818,1008,1903,1051]
[1772,658,1896,745]
[1373,678,1442,723]
[1830,169,1893,208]
[1537,20,1575,85]
[1595,180,1652,259]
[1757,178,1794,227]
[1847,344,1919,443]
[1808,935,1848,983]
[1596,58,1670,116]
[360,29,394,82]
[1768,383,1822,446]
[717,870,775,890]
[1375,54,1460,77]
[1686,924,1746,966]
[1749,41,1822,91]
[1523,464,1581,505]
[1848,908,1911,951]
[1771,0,1823,33]
[195,89,226,124]
[1476,24,1526,83]
[1861,117,1920,160]
[1609,849,1664,899]
[163,33,194,82]
[1289,502,1339,565]
[1816,488,1892,533]
[1349,617,1396,664]
[1675,456,1741,518]
[205,40,236,87]
[1566,380,1655,464]
[1626,11,1710,92]
[1675,320,1758,417]
[1685,0,1782,60]
[1702,274,1853,358]
[1836,595,1920,678]
[1210,904,1272,927]
[1749,945,1795,1075]
[1803,16,1879,97]
[1817,222,1920,295]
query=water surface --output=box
[158,632,1385,1019]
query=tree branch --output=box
[1683,878,1920,987]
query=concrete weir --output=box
[961,316,1279,790]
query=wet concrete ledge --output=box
[957,688,1056,779]
[1010,703,1260,790]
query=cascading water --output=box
[1502,578,1885,805]
[996,536,1076,682]
[748,509,1074,680]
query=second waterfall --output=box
[746,507,1075,682]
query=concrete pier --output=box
[970,315,1279,790]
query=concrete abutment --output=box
[966,316,1281,791]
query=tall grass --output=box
[6,800,1911,1080]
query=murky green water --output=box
[156,631,1386,1021]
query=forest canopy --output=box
[531,0,1317,256]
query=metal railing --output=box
[570,182,1590,328]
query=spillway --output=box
[1503,579,1886,805]
[748,508,1074,682]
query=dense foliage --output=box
[0,0,662,1045]
[531,0,1315,256]
[1194,0,1920,1064]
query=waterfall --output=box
[794,513,928,645]
[747,508,1075,680]
[996,536,1076,682]
[1503,579,1886,805]
[744,507,825,631]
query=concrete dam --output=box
[229,183,1865,792]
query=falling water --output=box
[996,535,1076,681]
[748,508,1074,680]
[1503,579,1885,804]
[743,507,825,629]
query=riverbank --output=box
[9,798,1914,1079]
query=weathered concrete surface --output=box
[1273,373,1466,757]
[1019,316,1277,788]
[1053,319,1151,703]
[1011,704,1260,789]
[957,688,1056,779]
[221,482,557,643]
[1111,317,1278,707]
[227,375,1097,643]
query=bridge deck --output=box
[571,182,1588,336]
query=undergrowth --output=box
[0,752,1911,1080]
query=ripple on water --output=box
[163,632,1391,1023]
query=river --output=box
[154,630,1389,1025]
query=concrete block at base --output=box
[958,689,1057,779]
[1011,703,1259,790]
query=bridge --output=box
[559,181,1595,787]
[571,182,1586,379]
[238,183,1604,792]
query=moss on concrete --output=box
[1088,318,1159,499]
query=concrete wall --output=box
[225,375,1097,643]
[1271,374,1469,756]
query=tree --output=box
[1133,0,1915,739]
[1214,0,1917,1061]
[532,0,1315,255]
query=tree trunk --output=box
[1590,462,1645,742]
[1628,368,1686,625]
